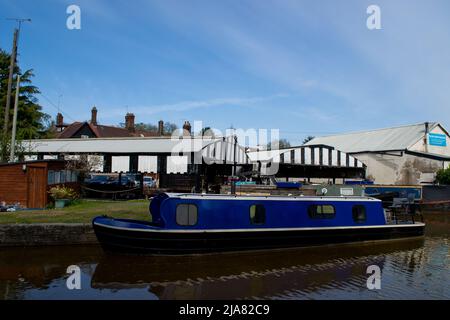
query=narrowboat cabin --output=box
[93,193,425,254]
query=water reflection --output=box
[0,213,449,300]
[92,239,424,299]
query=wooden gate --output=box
[27,166,47,208]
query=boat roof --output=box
[163,193,381,202]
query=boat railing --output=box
[386,197,424,224]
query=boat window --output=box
[352,205,366,223]
[250,204,266,225]
[176,204,198,226]
[308,205,336,219]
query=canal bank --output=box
[0,223,97,247]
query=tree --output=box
[164,122,178,134]
[121,121,178,134]
[64,154,104,181]
[302,135,315,144]
[436,166,450,185]
[134,123,157,132]
[198,127,216,138]
[266,139,291,150]
[0,49,51,162]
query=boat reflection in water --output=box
[91,238,426,299]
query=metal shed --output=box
[248,144,366,179]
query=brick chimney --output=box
[125,113,135,132]
[91,106,98,126]
[56,113,64,127]
[182,121,191,136]
[158,120,164,136]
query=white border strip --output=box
[165,193,382,202]
[94,222,425,234]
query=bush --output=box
[48,186,78,200]
[436,166,450,185]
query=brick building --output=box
[54,106,192,139]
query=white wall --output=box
[167,156,188,173]
[111,156,129,172]
[355,152,446,185]
[409,124,450,156]
[24,155,38,161]
[138,156,157,173]
[43,155,58,160]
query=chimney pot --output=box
[182,121,192,136]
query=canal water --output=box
[0,212,449,300]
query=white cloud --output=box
[103,93,290,118]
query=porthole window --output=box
[250,204,266,225]
[176,204,198,226]
[352,205,366,223]
[308,205,336,219]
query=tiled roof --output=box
[56,121,170,138]
[92,124,131,137]
[56,122,84,138]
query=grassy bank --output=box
[0,199,150,224]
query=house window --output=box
[352,205,366,223]
[48,170,55,185]
[250,204,266,225]
[308,205,336,219]
[176,204,198,226]
[54,171,61,184]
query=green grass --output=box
[0,199,151,224]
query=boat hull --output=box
[93,219,425,255]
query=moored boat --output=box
[92,193,425,255]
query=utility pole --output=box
[9,75,20,162]
[2,18,31,162]
[3,28,18,138]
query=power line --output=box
[281,130,339,134]
[38,92,77,122]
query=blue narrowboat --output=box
[92,193,425,254]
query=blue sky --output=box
[1,0,450,145]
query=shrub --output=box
[436,166,450,185]
[48,186,78,200]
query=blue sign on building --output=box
[428,133,447,147]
